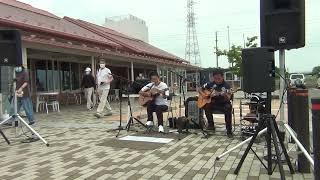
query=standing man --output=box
[81,67,95,110]
[12,66,35,125]
[202,69,233,138]
[139,72,169,133]
[95,59,113,118]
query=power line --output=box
[150,19,320,38]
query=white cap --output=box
[85,67,91,72]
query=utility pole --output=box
[227,26,232,67]
[227,26,231,50]
[243,33,246,48]
[215,31,218,68]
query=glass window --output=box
[60,62,70,91]
[47,60,60,91]
[53,61,59,91]
[35,61,47,91]
[47,60,54,91]
[71,63,80,90]
[0,66,13,118]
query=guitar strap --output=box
[146,83,155,89]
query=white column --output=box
[166,67,169,85]
[91,56,97,106]
[170,70,173,87]
[131,61,134,81]
[22,46,27,67]
[279,49,286,131]
[91,56,96,76]
[195,70,199,91]
[52,59,55,91]
[156,64,160,74]
[185,70,188,93]
[69,63,72,90]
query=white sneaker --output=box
[146,121,154,127]
[158,125,164,133]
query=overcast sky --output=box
[19,0,320,72]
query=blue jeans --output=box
[9,96,35,123]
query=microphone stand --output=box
[168,70,187,117]
[106,73,124,137]
[106,73,147,137]
[168,70,208,138]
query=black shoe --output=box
[227,133,234,138]
[207,126,216,132]
[3,122,12,127]
[28,121,35,125]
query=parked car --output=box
[289,73,305,86]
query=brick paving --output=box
[0,97,314,180]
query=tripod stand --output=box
[233,93,294,179]
[0,69,49,146]
[109,74,146,137]
[105,73,124,137]
[0,128,10,144]
[124,89,147,132]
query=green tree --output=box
[312,65,320,75]
[217,36,258,76]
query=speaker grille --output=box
[0,30,22,66]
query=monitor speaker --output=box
[0,30,23,66]
[260,0,305,50]
[242,47,275,93]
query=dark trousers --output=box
[203,102,232,134]
[147,102,168,126]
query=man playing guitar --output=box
[139,71,169,133]
[201,68,233,138]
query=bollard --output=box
[287,88,310,173]
[311,98,320,180]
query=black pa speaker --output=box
[0,30,23,66]
[260,0,305,50]
[242,47,275,93]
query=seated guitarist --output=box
[139,71,169,133]
[202,69,233,138]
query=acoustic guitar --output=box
[139,88,169,107]
[197,88,231,108]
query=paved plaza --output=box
[0,94,316,180]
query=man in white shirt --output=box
[95,59,113,118]
[139,72,169,133]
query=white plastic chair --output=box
[114,89,120,101]
[46,95,60,113]
[36,95,47,113]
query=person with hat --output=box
[81,67,96,110]
[95,59,113,118]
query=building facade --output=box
[0,0,199,117]
[104,14,149,43]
